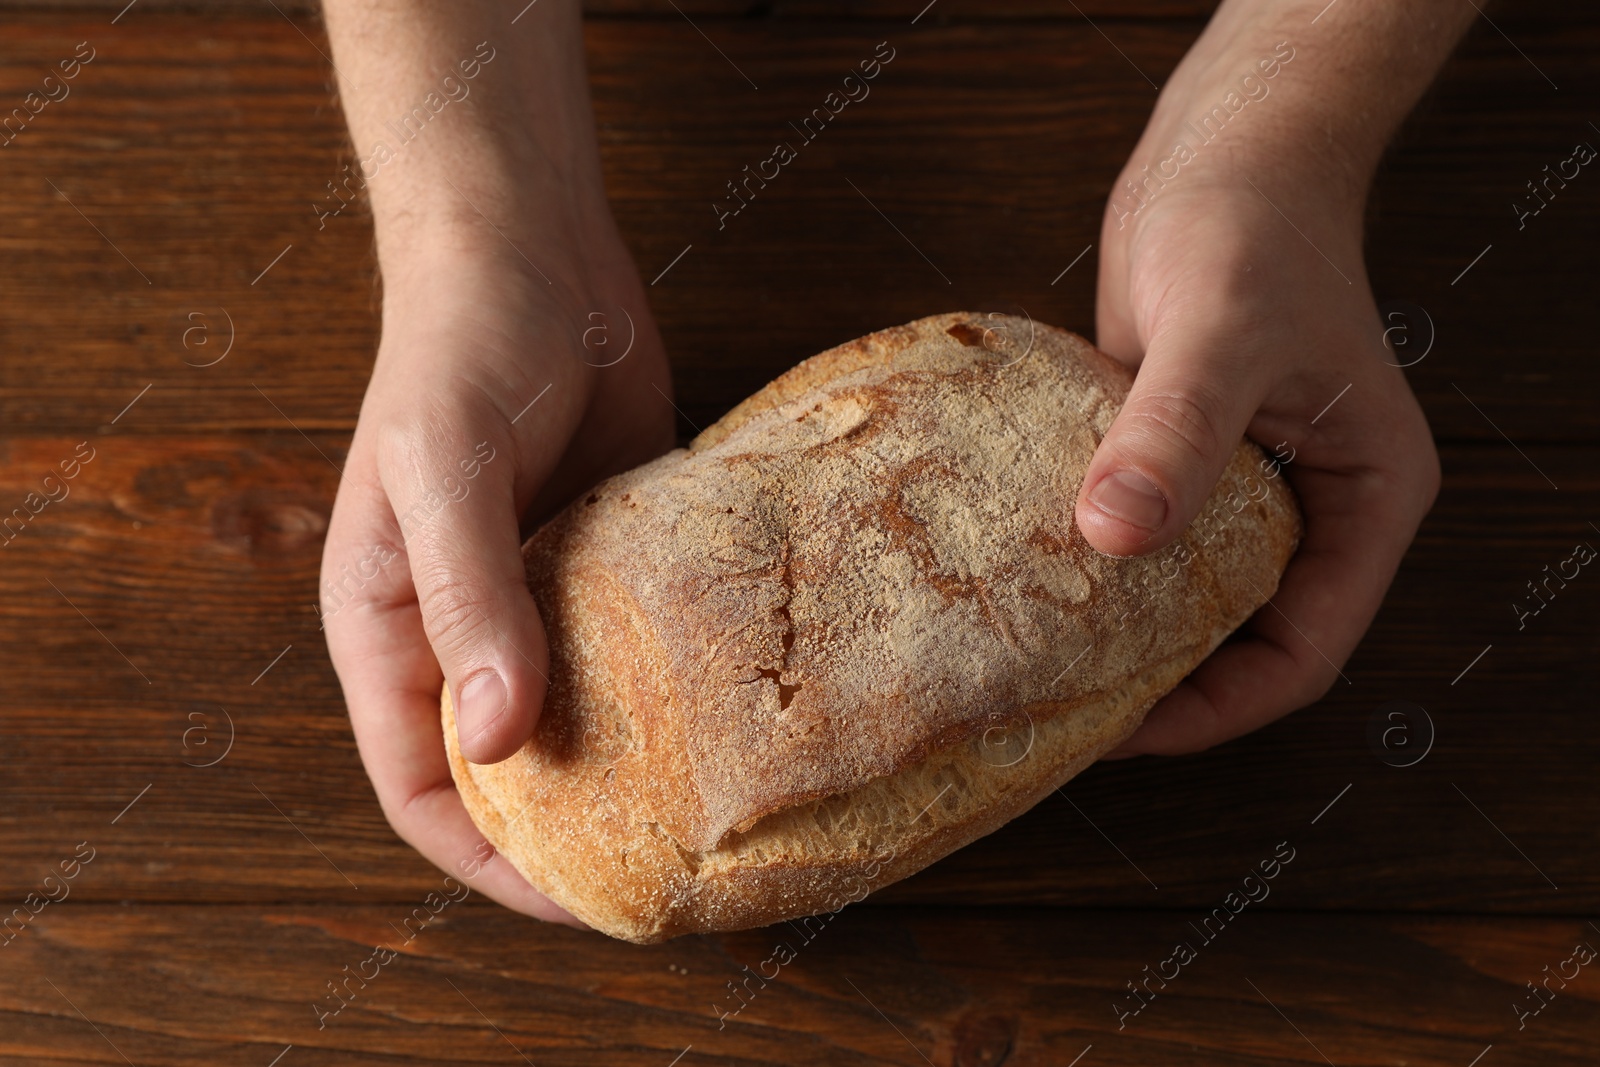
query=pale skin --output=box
[319,0,1475,923]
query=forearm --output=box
[1124,0,1476,216]
[320,0,606,276]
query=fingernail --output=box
[1088,469,1167,532]
[457,670,507,741]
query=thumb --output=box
[378,420,548,766]
[1075,328,1267,557]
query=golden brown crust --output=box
[443,313,1302,943]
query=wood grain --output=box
[1,0,1224,19]
[4,1,1592,22]
[3,906,1598,1065]
[0,437,1595,911]
[2,6,1598,1065]
[0,15,1596,440]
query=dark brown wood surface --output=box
[2,3,1598,1064]
[5,906,1599,1065]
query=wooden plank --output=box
[0,15,1595,439]
[2,7,1595,1063]
[1,435,1596,910]
[1,905,1594,1064]
[5,2,1593,23]
[0,0,1226,19]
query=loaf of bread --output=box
[442,312,1301,942]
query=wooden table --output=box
[2,2,1597,1063]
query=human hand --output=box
[321,231,671,921]
[321,221,673,921]
[1076,2,1468,755]
[318,0,673,920]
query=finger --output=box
[1075,320,1271,558]
[1094,197,1140,363]
[322,457,582,925]
[375,396,549,766]
[1106,455,1435,757]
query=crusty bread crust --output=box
[443,313,1301,942]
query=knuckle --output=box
[1363,409,1442,521]
[319,548,403,621]
[414,571,499,662]
[383,783,450,854]
[1415,437,1443,511]
[374,411,434,484]
[1125,387,1226,471]
[1185,686,1233,753]
[1290,659,1341,709]
[1414,425,1452,508]
[319,515,409,625]
[373,390,505,484]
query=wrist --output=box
[323,0,609,275]
[368,151,613,283]
[370,182,642,370]
[1113,0,1474,232]
[1123,42,1373,228]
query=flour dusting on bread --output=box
[443,313,1301,942]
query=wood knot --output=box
[212,492,328,555]
[953,1012,1015,1066]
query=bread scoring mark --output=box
[643,821,702,875]
[745,666,803,711]
[785,389,879,451]
[732,506,804,711]
[771,613,802,711]
[946,321,988,347]
[771,523,802,709]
